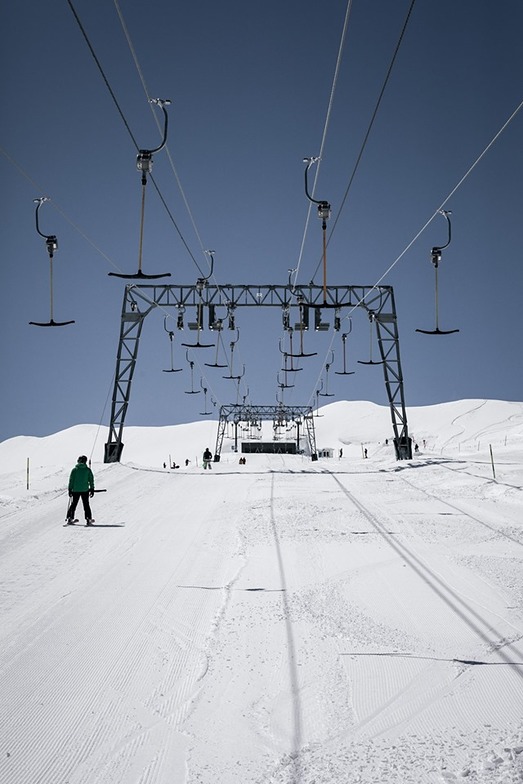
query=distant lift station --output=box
[214,404,317,459]
[104,282,413,463]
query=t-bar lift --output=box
[104,282,412,463]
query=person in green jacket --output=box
[66,455,95,525]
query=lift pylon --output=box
[104,282,411,463]
[214,404,318,461]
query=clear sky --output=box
[1,0,522,441]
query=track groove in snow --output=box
[1,402,522,782]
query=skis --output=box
[63,519,96,526]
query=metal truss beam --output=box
[214,404,317,461]
[104,283,411,462]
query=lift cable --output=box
[113,0,208,273]
[291,0,353,291]
[340,93,523,327]
[305,91,523,407]
[65,3,234,418]
[0,145,196,285]
[89,367,118,463]
[280,0,352,406]
[113,0,253,396]
[66,0,205,278]
[308,0,418,285]
[112,0,261,399]
[0,154,227,412]
[66,0,138,147]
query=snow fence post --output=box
[489,444,496,480]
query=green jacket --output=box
[68,462,95,493]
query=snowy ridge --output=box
[2,399,523,470]
[0,400,522,783]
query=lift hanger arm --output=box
[432,209,452,257]
[138,98,171,159]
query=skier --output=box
[66,455,95,525]
[202,447,213,470]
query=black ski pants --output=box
[67,491,92,520]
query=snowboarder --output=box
[66,455,95,525]
[203,447,213,469]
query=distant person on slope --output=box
[66,455,95,525]
[202,448,213,470]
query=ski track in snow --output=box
[1,403,523,783]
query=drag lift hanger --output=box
[358,312,384,366]
[319,351,335,397]
[303,156,331,304]
[184,351,200,394]
[223,329,244,380]
[278,340,296,388]
[109,99,172,280]
[281,324,303,372]
[335,322,355,376]
[30,197,75,327]
[205,326,228,369]
[162,316,182,372]
[199,380,212,415]
[416,210,459,335]
[288,299,317,358]
[277,368,294,390]
[182,251,215,348]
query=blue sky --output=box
[1,0,522,441]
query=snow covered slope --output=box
[0,400,522,783]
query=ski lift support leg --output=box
[372,289,412,460]
[104,286,152,462]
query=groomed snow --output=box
[0,400,522,783]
